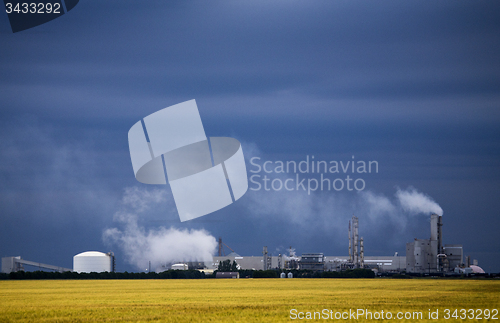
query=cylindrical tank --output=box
[73,251,112,273]
[171,263,188,270]
[287,272,293,278]
[280,272,286,278]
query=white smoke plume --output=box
[103,187,217,271]
[396,187,443,216]
[244,180,444,246]
[246,184,441,223]
[281,247,299,262]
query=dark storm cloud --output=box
[0,117,122,224]
[1,1,499,121]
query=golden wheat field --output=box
[0,279,499,322]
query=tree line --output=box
[0,270,206,280]
[0,267,377,280]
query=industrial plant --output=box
[210,213,483,275]
[1,214,484,275]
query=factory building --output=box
[73,251,115,273]
[212,255,268,270]
[406,214,463,273]
[211,254,406,272]
[299,253,325,272]
[213,217,407,273]
[324,255,406,272]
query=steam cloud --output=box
[103,187,217,271]
[244,174,444,245]
[396,187,443,216]
[246,184,442,228]
[240,144,445,247]
[104,144,445,268]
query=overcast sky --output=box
[0,0,499,273]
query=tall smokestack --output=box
[437,215,443,254]
[430,213,438,241]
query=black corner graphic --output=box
[64,0,78,12]
[4,0,79,33]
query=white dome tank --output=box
[73,251,112,273]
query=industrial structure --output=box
[1,256,72,273]
[348,216,364,269]
[171,263,188,270]
[299,253,325,271]
[406,214,466,274]
[262,246,272,270]
[210,215,406,273]
[211,253,405,273]
[212,218,406,273]
[3,214,481,275]
[73,251,115,273]
[2,251,115,274]
[211,214,478,275]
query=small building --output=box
[216,271,239,279]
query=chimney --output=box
[430,213,439,241]
[437,215,443,254]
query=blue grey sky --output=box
[0,1,499,272]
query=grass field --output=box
[0,279,499,322]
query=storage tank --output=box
[171,263,188,270]
[73,251,113,273]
